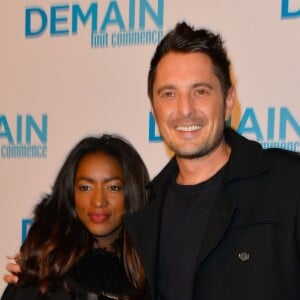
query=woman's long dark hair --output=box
[17,134,150,297]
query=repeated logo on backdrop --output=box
[25,0,164,48]
[149,107,300,152]
[22,219,33,243]
[0,114,48,159]
[281,0,300,18]
[234,107,300,151]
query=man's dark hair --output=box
[148,21,232,100]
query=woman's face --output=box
[74,152,125,249]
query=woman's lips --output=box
[88,212,110,223]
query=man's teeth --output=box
[176,125,202,132]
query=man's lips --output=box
[88,212,110,223]
[175,125,202,132]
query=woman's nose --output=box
[91,189,108,208]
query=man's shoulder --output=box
[264,147,300,162]
[263,147,300,171]
[226,127,300,163]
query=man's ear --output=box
[150,99,156,119]
[225,86,235,121]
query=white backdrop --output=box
[1,0,300,295]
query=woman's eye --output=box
[78,185,91,192]
[108,185,123,192]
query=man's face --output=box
[151,51,234,159]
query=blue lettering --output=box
[26,115,48,144]
[267,107,275,140]
[0,115,48,144]
[72,3,98,34]
[237,107,299,141]
[25,1,164,38]
[237,108,263,140]
[140,0,164,29]
[281,0,300,19]
[25,7,47,37]
[22,219,33,243]
[129,0,135,29]
[17,115,22,143]
[279,107,300,139]
[50,5,69,36]
[0,116,14,143]
[149,107,299,143]
[149,112,162,141]
[101,1,125,31]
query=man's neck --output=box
[176,141,231,185]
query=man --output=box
[123,22,300,299]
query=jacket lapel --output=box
[123,198,163,299]
[196,128,270,265]
[195,184,237,265]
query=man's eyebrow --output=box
[191,82,213,90]
[156,84,176,95]
[156,82,213,95]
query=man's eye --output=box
[194,88,209,96]
[160,91,175,98]
[165,91,174,97]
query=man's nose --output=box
[177,94,194,117]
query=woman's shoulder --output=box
[1,283,70,300]
[68,248,135,297]
[1,283,39,300]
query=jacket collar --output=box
[124,127,270,298]
[192,127,270,264]
[149,128,270,193]
[223,127,269,182]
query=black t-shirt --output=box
[158,165,226,300]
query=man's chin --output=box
[174,148,207,159]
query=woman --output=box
[1,134,150,299]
